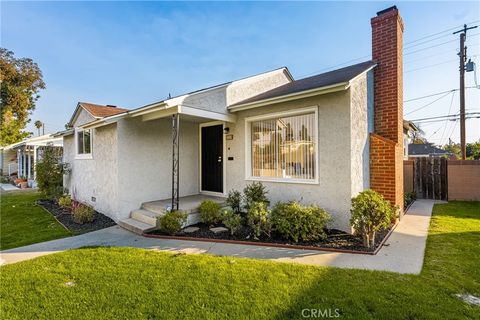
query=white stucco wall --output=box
[63,109,119,220]
[349,71,371,197]
[116,116,199,220]
[225,91,355,231]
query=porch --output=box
[118,194,226,234]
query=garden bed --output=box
[37,199,116,233]
[146,223,395,254]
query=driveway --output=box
[0,200,437,274]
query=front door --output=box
[201,124,223,193]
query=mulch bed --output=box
[37,200,116,233]
[148,223,392,253]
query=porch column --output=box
[33,146,38,180]
[17,149,22,178]
[171,114,180,211]
[27,146,32,179]
[22,148,26,178]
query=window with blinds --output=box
[249,111,317,182]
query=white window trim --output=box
[75,128,93,160]
[244,106,319,185]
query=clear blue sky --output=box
[2,1,479,144]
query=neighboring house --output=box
[403,120,419,159]
[59,6,405,233]
[408,143,452,158]
[0,134,63,186]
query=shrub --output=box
[404,192,416,208]
[243,182,269,212]
[271,202,330,242]
[58,195,72,209]
[350,190,394,249]
[36,147,63,199]
[226,190,242,215]
[158,210,187,235]
[221,208,243,235]
[246,201,271,239]
[199,200,222,225]
[72,203,95,224]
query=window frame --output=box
[244,106,319,185]
[75,128,93,160]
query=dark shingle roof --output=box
[408,144,451,156]
[229,60,376,107]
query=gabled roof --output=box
[79,102,129,118]
[229,60,376,109]
[408,143,451,156]
[68,102,129,127]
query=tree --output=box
[34,120,43,136]
[36,146,63,199]
[0,48,45,146]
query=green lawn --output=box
[0,191,71,250]
[0,201,479,319]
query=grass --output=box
[0,201,479,319]
[0,191,71,250]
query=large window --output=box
[76,129,92,156]
[247,107,318,183]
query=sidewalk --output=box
[0,200,437,274]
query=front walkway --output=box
[0,200,437,274]
[0,183,19,191]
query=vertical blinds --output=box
[251,112,316,180]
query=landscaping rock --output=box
[210,226,228,234]
[183,226,200,233]
[455,294,480,306]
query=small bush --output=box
[247,201,271,239]
[72,203,95,224]
[243,182,269,212]
[35,147,63,199]
[58,195,72,209]
[199,200,222,225]
[271,202,330,242]
[226,190,242,215]
[350,190,394,249]
[404,192,416,208]
[158,210,187,235]
[221,208,243,235]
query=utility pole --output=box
[453,24,477,160]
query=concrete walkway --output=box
[0,183,19,191]
[0,200,438,274]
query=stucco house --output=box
[59,6,405,233]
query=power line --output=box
[404,87,478,103]
[439,91,456,145]
[404,20,480,45]
[405,91,454,115]
[404,58,457,73]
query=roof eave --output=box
[228,82,350,112]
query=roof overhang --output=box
[139,104,236,123]
[227,82,350,112]
[227,63,376,113]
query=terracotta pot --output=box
[19,182,28,189]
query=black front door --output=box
[201,125,223,193]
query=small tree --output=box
[36,146,63,199]
[243,182,269,212]
[350,190,394,249]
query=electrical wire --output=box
[404,58,457,73]
[405,91,454,116]
[439,91,456,145]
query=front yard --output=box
[0,201,479,319]
[0,191,71,250]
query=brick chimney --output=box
[370,6,404,212]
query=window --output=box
[247,107,318,183]
[76,129,92,156]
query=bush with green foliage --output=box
[58,195,72,209]
[72,203,95,224]
[243,182,269,212]
[350,190,394,249]
[271,202,330,242]
[221,208,243,235]
[199,200,222,225]
[226,190,242,215]
[246,201,271,239]
[404,192,416,208]
[158,210,187,235]
[35,147,63,199]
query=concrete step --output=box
[141,202,167,215]
[118,218,156,235]
[131,209,158,226]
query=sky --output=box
[1,1,479,145]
